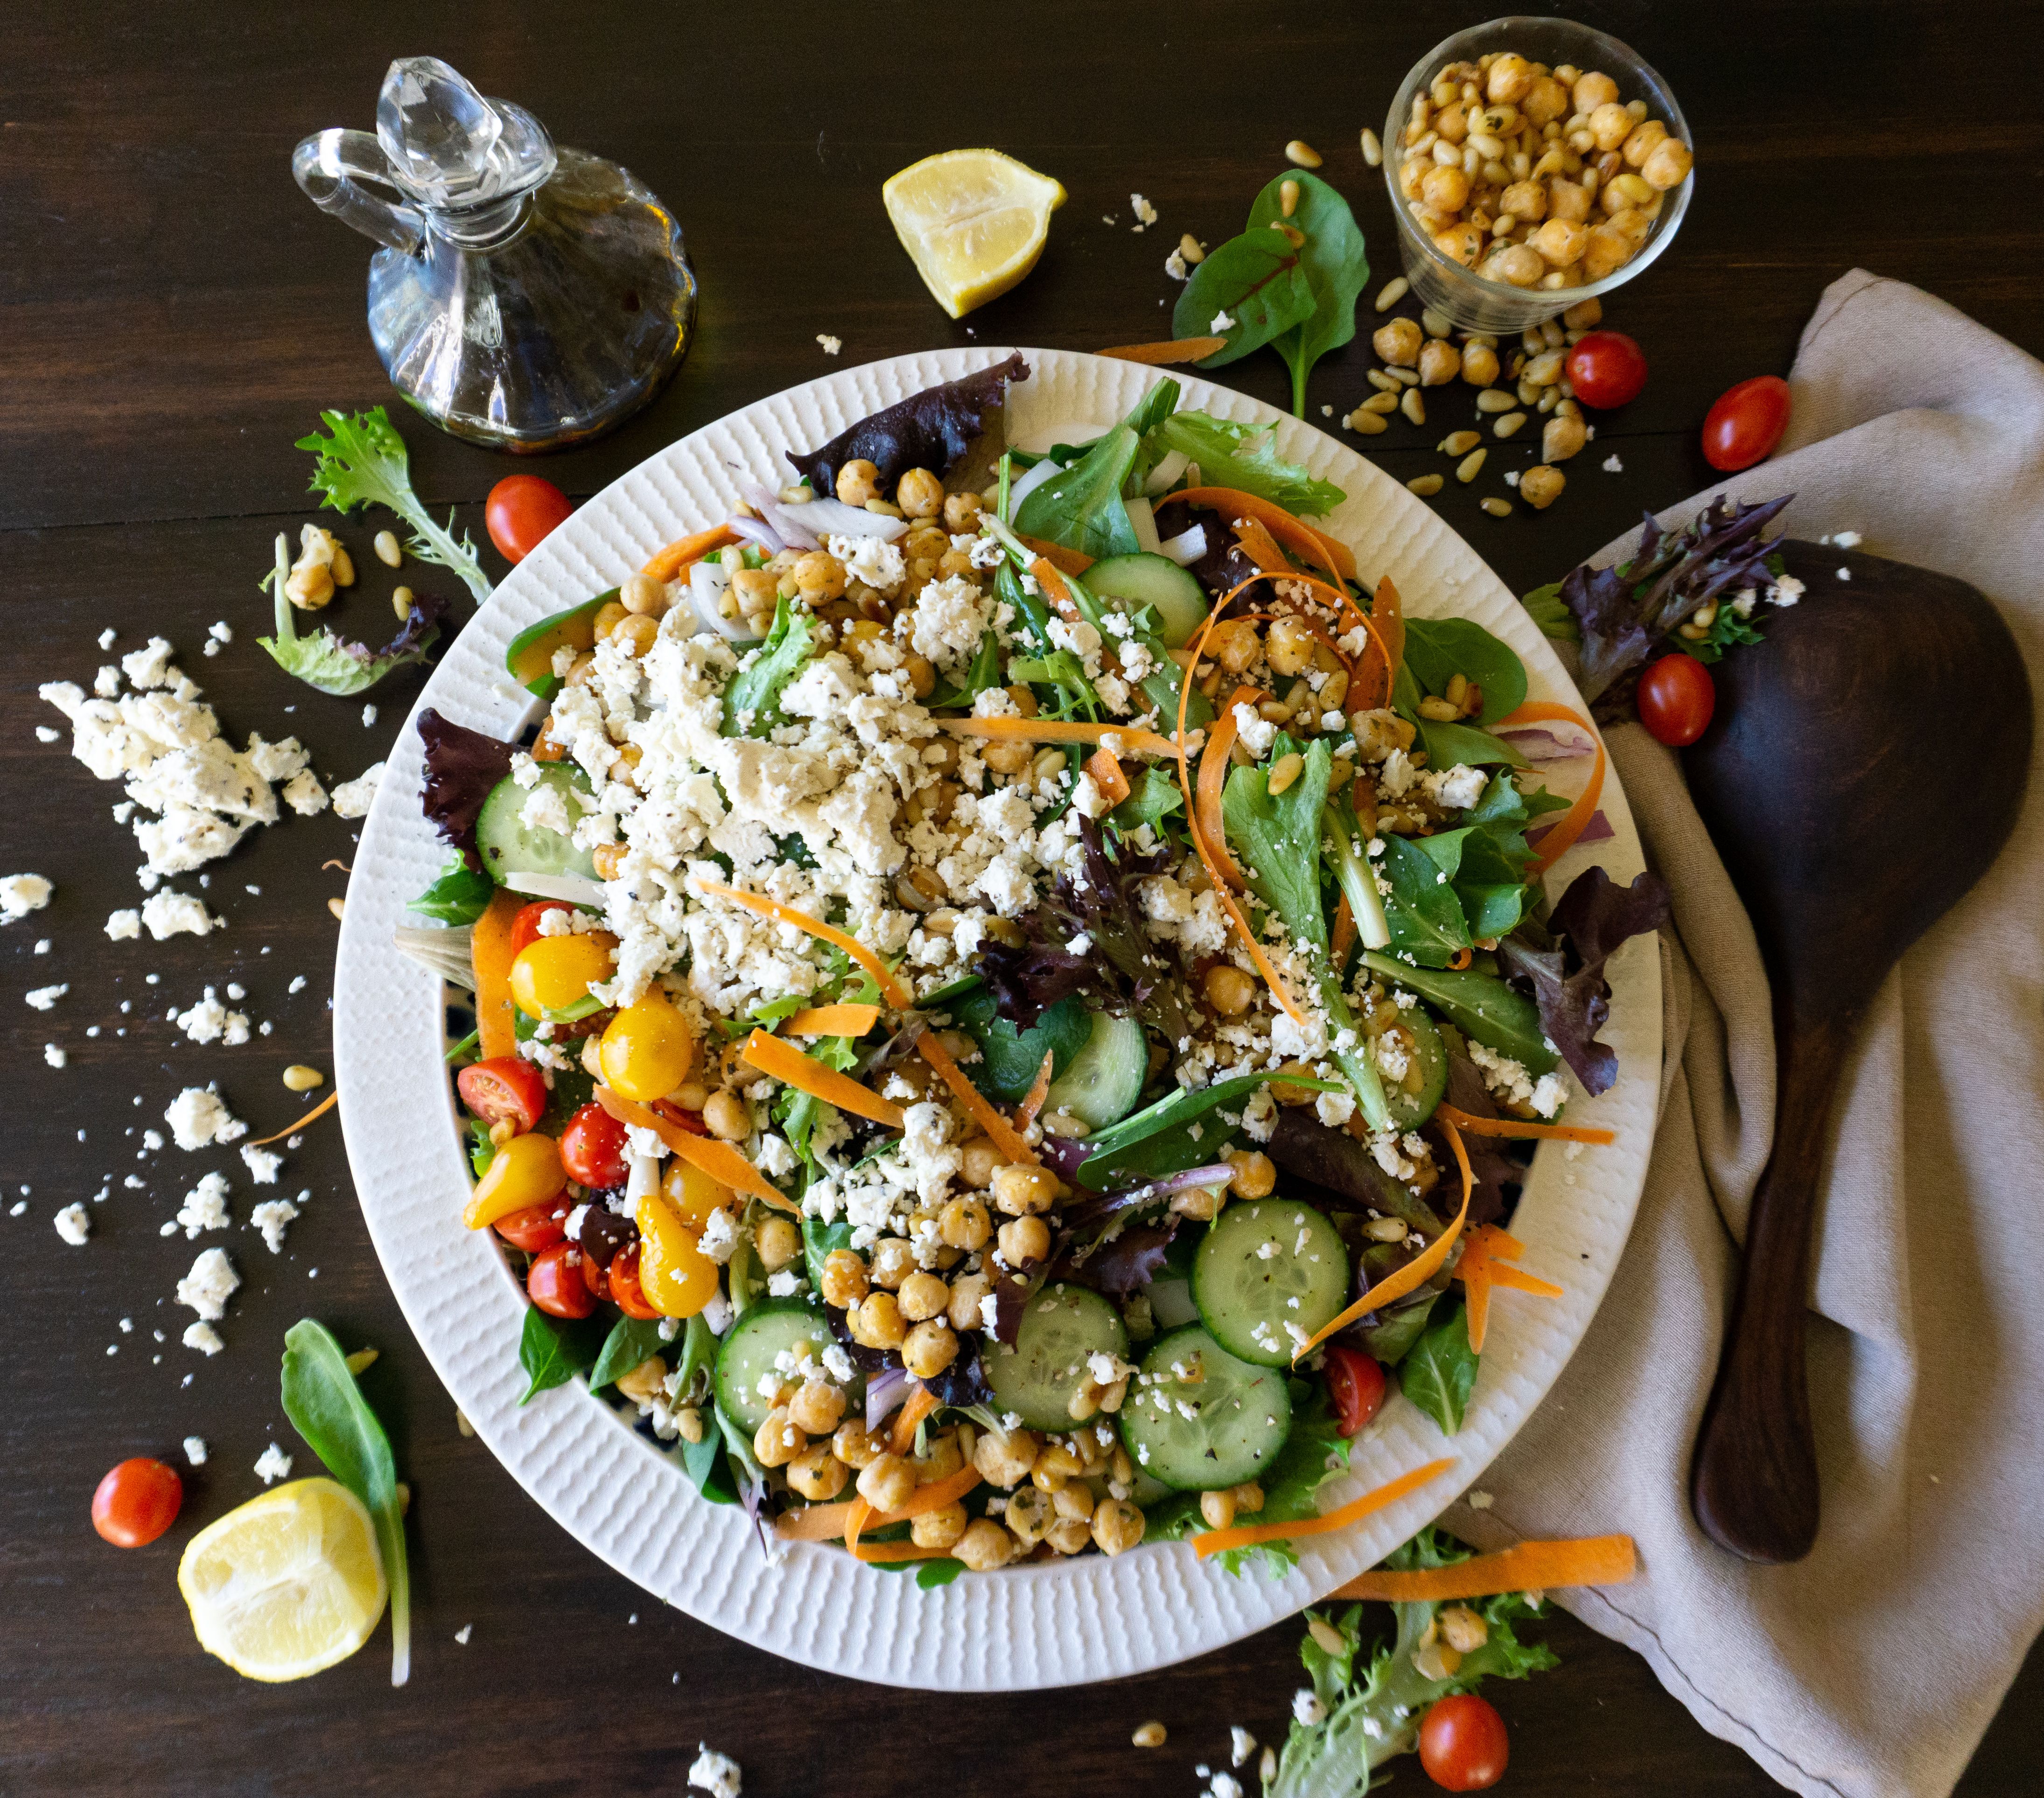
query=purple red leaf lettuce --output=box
[417,707,515,868]
[783,353,1029,497]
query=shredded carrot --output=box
[1018,536,1094,578]
[641,522,741,584]
[775,1502,857,1542]
[1193,1457,1456,1560]
[1498,701,1607,876]
[939,717,1188,760]
[1173,487,1356,584]
[1456,1223,1565,1353]
[779,1459,983,1549]
[852,1539,959,1565]
[649,1098,708,1136]
[692,878,909,1008]
[1448,947,1473,971]
[916,1031,1039,1166]
[779,1003,882,1039]
[1331,893,1356,964]
[1016,1049,1056,1127]
[1098,335,1230,365]
[469,888,525,1062]
[1369,574,1407,676]
[1295,1119,1473,1360]
[1196,683,1263,890]
[247,1088,339,1147]
[741,1029,904,1130]
[845,1497,872,1559]
[1334,1534,1637,1602]
[1026,556,1088,622]
[1232,514,1294,576]
[1436,1103,1614,1146]
[592,1086,798,1214]
[1085,745,1132,809]
[890,1384,942,1456]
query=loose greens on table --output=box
[260,530,448,697]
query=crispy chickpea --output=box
[938,1196,991,1252]
[903,654,937,700]
[1582,226,1632,281]
[1572,70,1620,113]
[1523,74,1569,125]
[895,468,945,518]
[753,1408,805,1469]
[902,1321,959,1378]
[785,1443,849,1501]
[1460,342,1501,387]
[592,597,630,642]
[1266,616,1317,676]
[1092,1498,1146,1556]
[1485,52,1533,103]
[1541,412,1588,463]
[954,1518,1018,1571]
[621,571,668,616]
[1498,179,1547,224]
[941,490,982,532]
[1417,338,1461,387]
[857,1453,917,1513]
[1231,1481,1266,1514]
[998,1216,1050,1267]
[911,1502,970,1550]
[1641,135,1693,190]
[982,740,1033,776]
[832,1419,885,1469]
[916,1428,966,1484]
[1489,243,1545,287]
[701,1090,750,1140]
[973,1427,1041,1488]
[1434,224,1484,268]
[1204,964,1256,1017]
[1207,617,1261,673]
[754,1214,802,1273]
[1030,1441,1085,1494]
[611,612,660,658]
[990,1164,1060,1217]
[835,458,882,505]
[1420,163,1469,213]
[792,551,847,603]
[1040,1516,1089,1555]
[868,1237,916,1289]
[1051,1482,1096,1524]
[947,1272,993,1334]
[958,1137,1001,1188]
[1433,101,1469,145]
[1200,1487,1237,1531]
[787,1379,847,1436]
[898,1270,951,1322]
[1547,179,1594,225]
[731,567,778,617]
[1372,316,1423,367]
[1520,465,1566,510]
[1225,1148,1276,1199]
[1605,205,1655,251]
[1622,118,1668,169]
[1530,219,1588,268]
[820,1248,869,1308]
[849,1291,907,1350]
[1588,101,1632,152]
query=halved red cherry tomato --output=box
[457,1056,547,1132]
[1702,374,1792,471]
[560,1101,630,1189]
[608,1244,663,1321]
[493,1195,573,1253]
[1420,1693,1509,1791]
[92,1457,183,1547]
[1564,330,1648,409]
[528,1241,598,1319]
[1637,652,1716,747]
[1323,1344,1387,1437]
[509,901,572,956]
[487,475,573,565]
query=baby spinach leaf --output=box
[518,1306,609,1403]
[1015,423,1141,561]
[1078,1070,1337,1184]
[1413,717,1528,770]
[1151,412,1345,516]
[1246,171,1371,418]
[1360,951,1557,1073]
[1399,1301,1478,1435]
[1379,835,1474,966]
[802,1215,854,1292]
[1222,733,1333,957]
[1401,619,1528,725]
[589,1316,670,1392]
[407,857,494,926]
[1173,232,1317,368]
[949,987,1092,1101]
[721,597,813,736]
[1109,764,1186,835]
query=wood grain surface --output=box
[3,3,2039,1794]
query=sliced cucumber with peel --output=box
[714,1301,858,1434]
[1118,1324,1291,1491]
[1381,1006,1449,1131]
[1192,1198,1351,1366]
[474,764,601,891]
[1085,552,1209,648]
[1044,1012,1149,1129]
[983,1284,1128,1433]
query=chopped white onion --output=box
[1126,494,1162,556]
[1009,418,1117,455]
[1160,523,1209,567]
[775,495,909,541]
[688,559,760,642]
[1008,457,1061,511]
[1142,449,1190,496]
[498,871,610,907]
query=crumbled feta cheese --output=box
[44,1043,67,1068]
[174,987,250,1046]
[105,908,142,939]
[250,1197,300,1253]
[687,1744,743,1798]
[1602,454,1624,473]
[182,1321,224,1355]
[1130,192,1157,227]
[253,1442,294,1484]
[141,890,217,939]
[330,763,385,819]
[54,1203,91,1245]
[175,1246,239,1322]
[175,1171,232,1239]
[239,1143,283,1185]
[1294,1689,1327,1726]
[183,1436,208,1467]
[815,334,842,356]
[26,983,68,1010]
[165,1086,247,1151]
[1211,309,1236,333]
[1231,1727,1258,1767]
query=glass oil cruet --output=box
[293,56,697,451]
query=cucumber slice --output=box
[713,1300,860,1434]
[1118,1324,1291,1490]
[982,1284,1129,1433]
[1085,552,1209,649]
[505,591,615,699]
[1192,1198,1351,1367]
[1382,1007,1449,1131]
[1043,1012,1149,1129]
[474,765,601,891]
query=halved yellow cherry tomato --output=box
[633,1191,718,1317]
[597,992,699,1101]
[661,1159,735,1231]
[464,1132,568,1229]
[509,935,615,1019]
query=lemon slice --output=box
[177,1477,387,1682]
[883,149,1066,319]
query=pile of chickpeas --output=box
[1400,51,1693,289]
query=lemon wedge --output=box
[882,149,1066,319]
[177,1477,387,1682]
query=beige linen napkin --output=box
[1440,270,2044,1798]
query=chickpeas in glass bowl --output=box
[1386,16,1694,332]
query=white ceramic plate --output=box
[333,348,1659,1692]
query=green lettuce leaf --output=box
[1150,412,1344,516]
[295,406,491,602]
[722,597,814,736]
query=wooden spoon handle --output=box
[1689,1010,1845,1563]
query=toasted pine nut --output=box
[282,1064,324,1091]
[1280,178,1300,217]
[1361,391,1400,414]
[372,529,402,568]
[1266,752,1305,796]
[1308,1617,1348,1656]
[1480,497,1514,516]
[1178,231,1205,265]
[1407,474,1445,496]
[1476,388,1518,413]
[1366,368,1401,392]
[1494,412,1529,438]
[1132,1722,1168,1749]
[392,585,415,619]
[329,546,356,588]
[1456,447,1488,483]
[327,897,346,921]
[1360,127,1383,167]
[1373,276,1410,312]
[1400,388,1425,426]
[1421,308,1451,338]
[1286,139,1323,168]
[1345,409,1388,435]
[1438,430,1482,456]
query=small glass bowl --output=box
[1384,16,1692,333]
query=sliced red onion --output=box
[777,495,909,543]
[740,481,820,552]
[1496,720,1597,762]
[727,513,783,555]
[1132,1162,1236,1199]
[1160,523,1209,567]
[1528,807,1614,849]
[864,1364,912,1433]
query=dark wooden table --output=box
[6,3,2038,1792]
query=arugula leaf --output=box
[295,407,490,602]
[721,597,814,736]
[1360,951,1557,1073]
[1400,1300,1479,1434]
[1015,423,1141,560]
[1173,231,1318,368]
[588,1316,670,1392]
[518,1305,609,1404]
[280,1319,411,1686]
[260,532,447,697]
[1246,171,1371,418]
[407,857,494,926]
[1150,412,1345,516]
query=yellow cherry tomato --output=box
[633,1191,718,1317]
[661,1159,735,1231]
[463,1132,567,1230]
[508,935,615,1019]
[597,992,699,1102]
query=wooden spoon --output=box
[1684,540,2032,1563]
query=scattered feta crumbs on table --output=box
[253,1442,294,1484]
[175,1171,232,1240]
[1207,1775,1244,1798]
[287,975,308,994]
[182,1436,208,1466]
[687,1746,742,1798]
[1231,1726,1258,1766]
[1820,529,1863,548]
[1467,1489,1494,1509]
[54,1203,91,1245]
[360,703,377,728]
[176,1247,239,1330]
[814,333,842,356]
[454,1624,473,1645]
[1293,1688,1326,1727]
[240,1144,283,1184]
[250,1197,300,1254]
[98,627,118,650]
[1,874,54,922]
[27,983,69,1009]
[166,1086,247,1151]
[35,725,60,743]
[183,1321,224,1356]
[45,1045,68,1068]
[330,762,385,820]
[173,986,251,1046]
[1603,453,1624,472]
[1837,567,1852,580]
[34,938,50,953]
[1130,192,1157,230]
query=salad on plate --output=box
[399,355,1665,1579]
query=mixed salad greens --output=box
[400,358,1665,1578]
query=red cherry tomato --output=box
[1636,652,1716,747]
[509,901,572,956]
[1702,375,1792,471]
[608,1244,663,1321]
[560,1101,630,1189]
[493,1195,573,1252]
[1323,1344,1387,1437]
[1420,1694,1510,1791]
[456,1056,548,1132]
[92,1457,184,1547]
[1564,330,1648,409]
[528,1241,598,1319]
[486,475,573,565]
